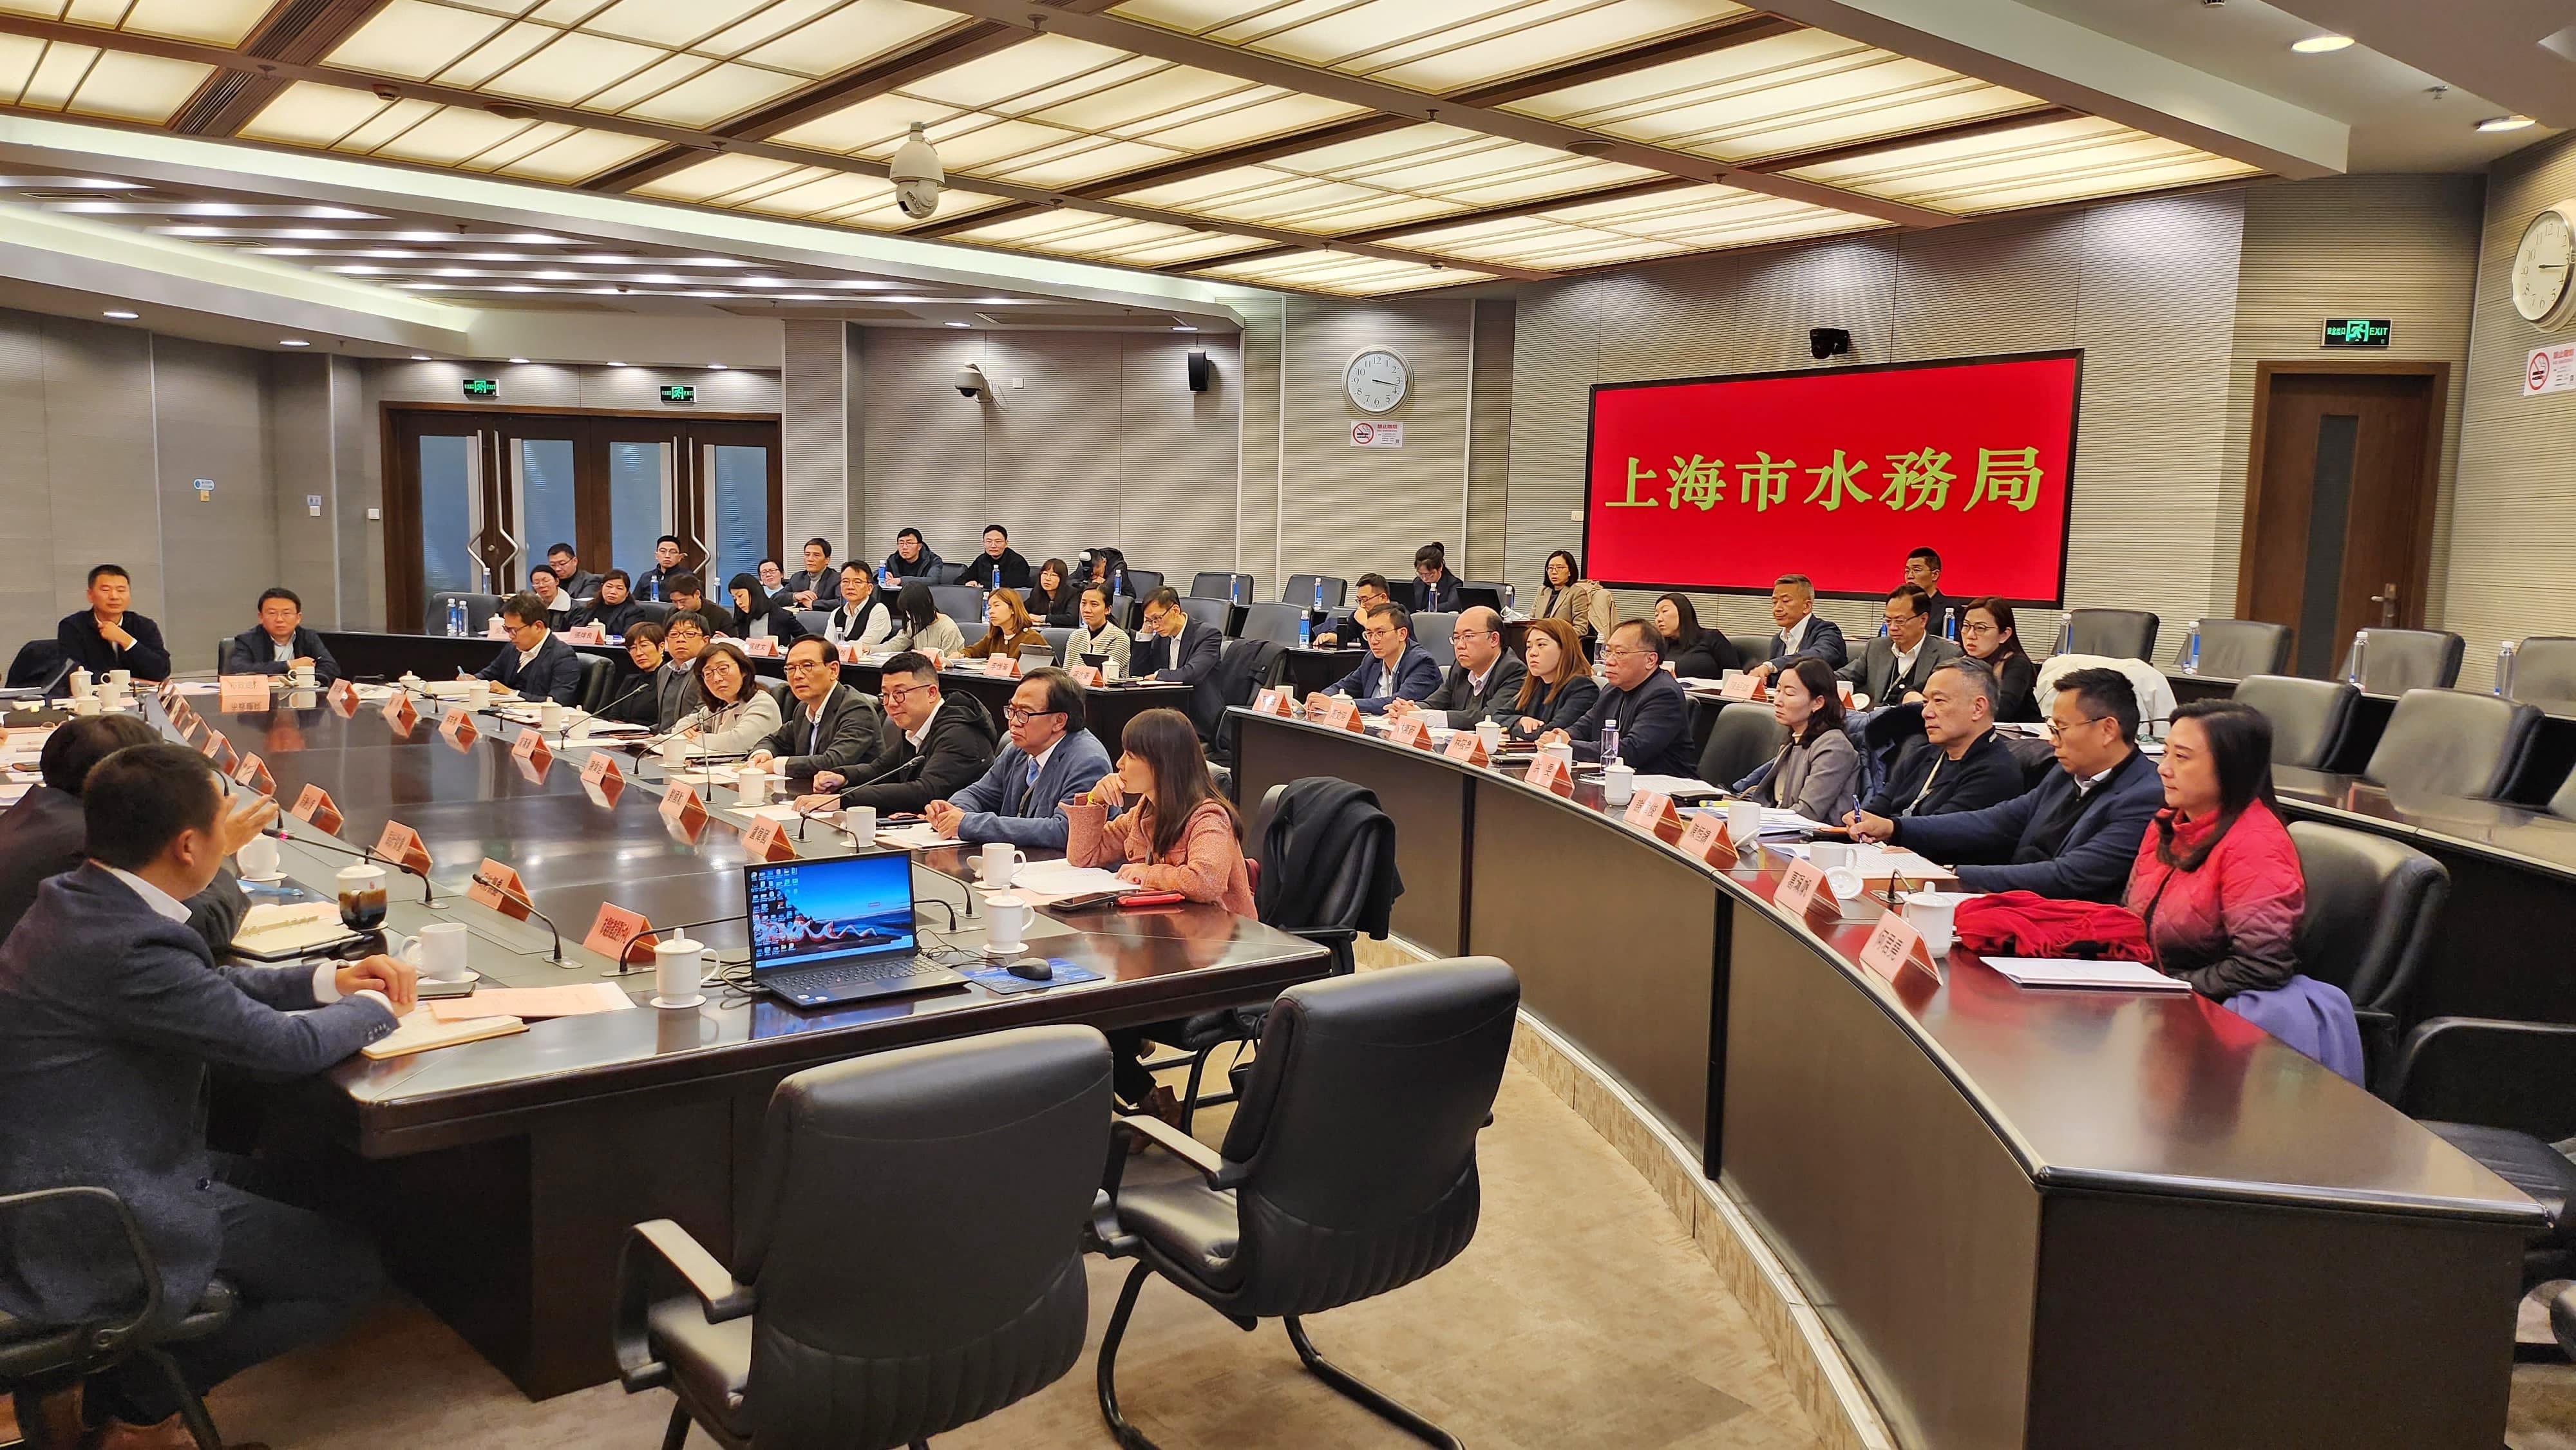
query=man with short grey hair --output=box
[1848,656,2025,823]
[1748,572,1846,681]
[1388,606,1524,728]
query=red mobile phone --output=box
[1118,890,1188,909]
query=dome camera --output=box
[954,364,988,400]
[890,121,945,220]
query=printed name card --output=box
[174,712,204,746]
[1857,910,1938,981]
[1523,752,1575,798]
[231,753,274,796]
[580,771,627,810]
[1775,857,1835,918]
[983,653,1019,678]
[1837,681,1855,706]
[218,675,270,712]
[326,681,359,717]
[838,641,866,665]
[1718,673,1763,701]
[659,780,706,827]
[1623,791,1685,843]
[565,624,606,645]
[512,727,551,769]
[290,784,342,836]
[205,735,238,773]
[580,751,622,789]
[741,816,797,862]
[1676,811,1733,863]
[583,902,656,967]
[1072,664,1104,688]
[440,708,478,750]
[1319,697,1361,732]
[1388,714,1434,749]
[373,820,433,876]
[1442,732,1491,767]
[466,858,529,919]
[743,634,781,659]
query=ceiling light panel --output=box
[0,34,213,123]
[240,82,665,182]
[632,153,1009,230]
[1193,250,1490,295]
[1504,30,2045,165]
[1779,116,2260,214]
[1387,182,1880,267]
[1110,0,1741,95]
[319,0,965,130]
[770,34,1367,193]
[943,205,1264,267]
[1111,122,1652,234]
[0,0,278,47]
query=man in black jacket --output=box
[971,524,1031,590]
[1539,619,1697,777]
[58,563,173,681]
[0,715,247,948]
[667,573,733,636]
[544,542,601,601]
[1132,588,1222,684]
[1852,657,2027,822]
[636,535,687,603]
[222,588,341,685]
[471,593,584,704]
[797,652,997,815]
[748,637,892,783]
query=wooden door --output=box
[2237,364,2446,679]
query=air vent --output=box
[169,72,254,135]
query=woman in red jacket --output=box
[2126,700,2362,1081]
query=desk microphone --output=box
[797,755,916,839]
[467,866,571,970]
[264,826,439,905]
[612,910,749,978]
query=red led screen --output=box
[1582,350,2082,602]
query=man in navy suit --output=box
[57,563,173,683]
[472,592,584,704]
[222,587,341,685]
[0,744,410,1447]
[1747,572,1848,684]
[1316,601,1441,715]
[1132,587,1222,686]
[926,668,1114,851]
[1540,619,1697,777]
[1854,667,2162,902]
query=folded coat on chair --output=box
[1253,778,1401,939]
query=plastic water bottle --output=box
[1113,567,1126,597]
[2498,639,2521,699]
[1229,576,1240,605]
[1600,717,1621,769]
[2346,630,2368,688]
[2182,619,2202,674]
[1297,614,1312,648]
[446,598,464,637]
[1944,608,1958,641]
[992,563,1002,589]
[1312,578,1324,611]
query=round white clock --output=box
[1343,347,1410,414]
[2512,202,2576,330]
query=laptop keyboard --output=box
[770,956,942,993]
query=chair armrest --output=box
[612,1218,755,1393]
[0,1187,162,1351]
[1113,1113,1227,1179]
[2385,1017,2576,1138]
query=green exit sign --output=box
[2322,318,2392,348]
[659,384,696,404]
[460,377,498,398]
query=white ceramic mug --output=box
[660,735,693,767]
[981,842,1026,889]
[1101,657,1121,683]
[1476,720,1503,752]
[291,663,317,688]
[465,679,491,711]
[1727,800,1763,852]
[737,764,770,805]
[1901,891,1971,956]
[235,833,281,881]
[105,669,129,691]
[652,935,705,1008]
[70,695,99,717]
[407,921,472,981]
[846,805,877,841]
[540,699,567,732]
[67,668,93,700]
[984,894,1032,954]
[1542,741,1574,770]
[1602,764,1635,805]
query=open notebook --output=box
[362,1011,528,1059]
[1981,957,2191,993]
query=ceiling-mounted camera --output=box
[890,122,945,220]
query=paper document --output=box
[1981,957,2191,993]
[1629,773,1723,798]
[363,1011,527,1059]
[724,802,806,824]
[415,681,475,699]
[1777,843,1955,880]
[873,822,952,850]
[172,681,225,695]
[428,983,638,1021]
[1009,863,1135,905]
[234,901,357,956]
[1761,809,1830,835]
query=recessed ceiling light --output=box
[708,362,726,370]
[102,309,137,319]
[1173,325,1198,332]
[607,361,628,366]
[2477,114,2537,132]
[279,339,309,346]
[410,354,431,361]
[944,321,970,328]
[2289,33,2354,53]
[507,357,529,364]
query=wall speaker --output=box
[1186,348,1211,392]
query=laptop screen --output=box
[746,853,918,974]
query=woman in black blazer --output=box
[1653,592,1741,679]
[1961,596,2040,722]
[1505,618,1601,741]
[726,572,807,643]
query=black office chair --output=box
[792,610,831,638]
[574,655,618,715]
[0,1187,244,1450]
[1175,596,1231,637]
[1728,634,1772,671]
[926,583,986,628]
[2338,628,2463,693]
[2387,1020,2576,1291]
[927,561,967,587]
[627,599,675,628]
[616,1026,1112,1450]
[2058,608,2159,661]
[2184,619,2293,677]
[6,641,64,692]
[1282,574,1346,609]
[1188,572,1254,602]
[2232,675,2357,771]
[1236,603,1309,646]
[1123,569,1165,600]
[1092,957,1519,1450]
[2503,637,2576,711]
[426,590,503,637]
[1037,626,1075,665]
[1411,612,1458,670]
[2286,821,2447,1082]
[1698,704,1783,789]
[1200,637,1282,756]
[2362,689,2539,800]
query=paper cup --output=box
[1476,720,1502,751]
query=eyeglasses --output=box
[1600,644,1646,660]
[782,659,831,674]
[1960,620,1998,636]
[1003,706,1065,724]
[1451,628,1496,642]
[2043,713,2109,739]
[1361,626,1399,643]
[881,683,932,706]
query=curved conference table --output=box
[1232,709,2541,1450]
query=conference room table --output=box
[158,679,1328,1399]
[1231,708,2541,1449]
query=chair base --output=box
[1096,1263,1461,1450]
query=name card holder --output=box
[440,708,478,750]
[580,752,622,788]
[385,695,419,734]
[513,728,552,769]
[1320,697,1362,733]
[374,821,433,877]
[565,624,606,645]
[584,903,655,965]
[1718,674,1765,702]
[1072,664,1104,688]
[1857,909,1939,983]
[1388,715,1434,749]
[838,641,866,666]
[743,635,781,659]
[741,816,797,862]
[206,735,237,773]
[231,753,274,796]
[467,858,529,919]
[1676,812,1733,863]
[218,675,269,713]
[290,784,342,837]
[1442,732,1491,767]
[326,683,359,717]
[983,653,1019,679]
[659,780,707,829]
[1774,858,1838,921]
[1524,753,1575,798]
[1623,791,1686,843]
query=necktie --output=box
[1015,757,1041,814]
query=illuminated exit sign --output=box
[659,384,696,404]
[460,377,499,398]
[2322,319,2392,348]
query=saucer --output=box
[423,970,479,987]
[650,993,705,1010]
[240,871,287,885]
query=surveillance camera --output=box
[954,365,987,400]
[889,121,944,220]
[1809,326,1853,361]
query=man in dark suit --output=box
[471,592,583,704]
[1850,657,2027,822]
[1855,667,2161,901]
[667,573,734,636]
[926,668,1113,851]
[58,563,173,682]
[782,537,836,609]
[796,654,999,816]
[1746,573,1846,685]
[1388,606,1524,729]
[746,637,892,783]
[222,587,341,685]
[0,715,247,948]
[1539,619,1696,777]
[1132,587,1222,686]
[1312,573,1392,648]
[544,543,601,601]
[1314,602,1440,715]
[1904,546,1962,640]
[0,744,410,1447]
[1837,586,1962,706]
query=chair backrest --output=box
[1217,959,1519,1318]
[1247,779,1394,943]
[1455,583,1506,614]
[1283,574,1347,608]
[2505,636,2576,711]
[735,1025,1111,1445]
[1122,569,1165,600]
[626,599,674,628]
[793,610,831,638]
[1728,633,1772,669]
[5,640,62,691]
[1189,572,1255,602]
[927,561,967,587]
[2338,628,2463,693]
[1410,611,1458,669]
[2190,619,2292,678]
[2232,675,2357,771]
[2363,688,2539,799]
[1037,626,1074,665]
[1176,596,1231,636]
[1698,704,1785,789]
[1202,637,1282,744]
[927,584,987,628]
[1237,602,1309,646]
[574,655,617,713]
[2286,820,2447,1015]
[426,590,503,636]
[2061,608,2159,661]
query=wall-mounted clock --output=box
[1343,346,1410,414]
[2513,202,2576,330]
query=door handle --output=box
[2367,584,2396,628]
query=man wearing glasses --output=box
[925,668,1112,850]
[1388,607,1524,729]
[1538,619,1695,776]
[1850,666,2160,902]
[468,593,583,704]
[795,652,998,816]
[1313,602,1441,716]
[747,636,893,785]
[1132,587,1222,685]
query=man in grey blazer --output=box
[1387,606,1526,730]
[748,636,894,784]
[926,668,1114,851]
[1837,586,1964,706]
[0,744,411,1446]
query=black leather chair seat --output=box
[646,1297,753,1437]
[1117,1178,1244,1292]
[2422,1122,2576,1242]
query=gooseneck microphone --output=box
[263,825,439,905]
[466,865,571,970]
[612,911,750,978]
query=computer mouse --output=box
[1008,958,1054,982]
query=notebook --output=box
[362,1011,529,1059]
[1981,957,2192,993]
[232,901,365,961]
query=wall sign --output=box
[1349,420,1403,448]
[2321,318,2392,348]
[660,384,696,404]
[2530,343,2576,398]
[461,378,498,399]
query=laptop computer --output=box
[745,852,965,1008]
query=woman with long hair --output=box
[1652,592,1739,678]
[1534,549,1613,646]
[1408,541,1460,614]
[678,641,782,756]
[726,571,805,642]
[1960,596,2038,722]
[1027,557,1077,626]
[1507,617,1600,740]
[1737,657,1859,821]
[962,586,1047,659]
[884,581,965,656]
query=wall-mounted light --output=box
[2478,115,2537,132]
[2289,33,2354,53]
[102,309,138,319]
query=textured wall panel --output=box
[780,319,853,560]
[983,330,1124,572]
[363,360,782,414]
[1279,296,1473,591]
[0,312,55,643]
[154,335,282,666]
[1121,332,1240,585]
[860,328,988,569]
[43,320,159,617]
[266,352,340,626]
[1466,299,1516,583]
[1236,296,1285,590]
